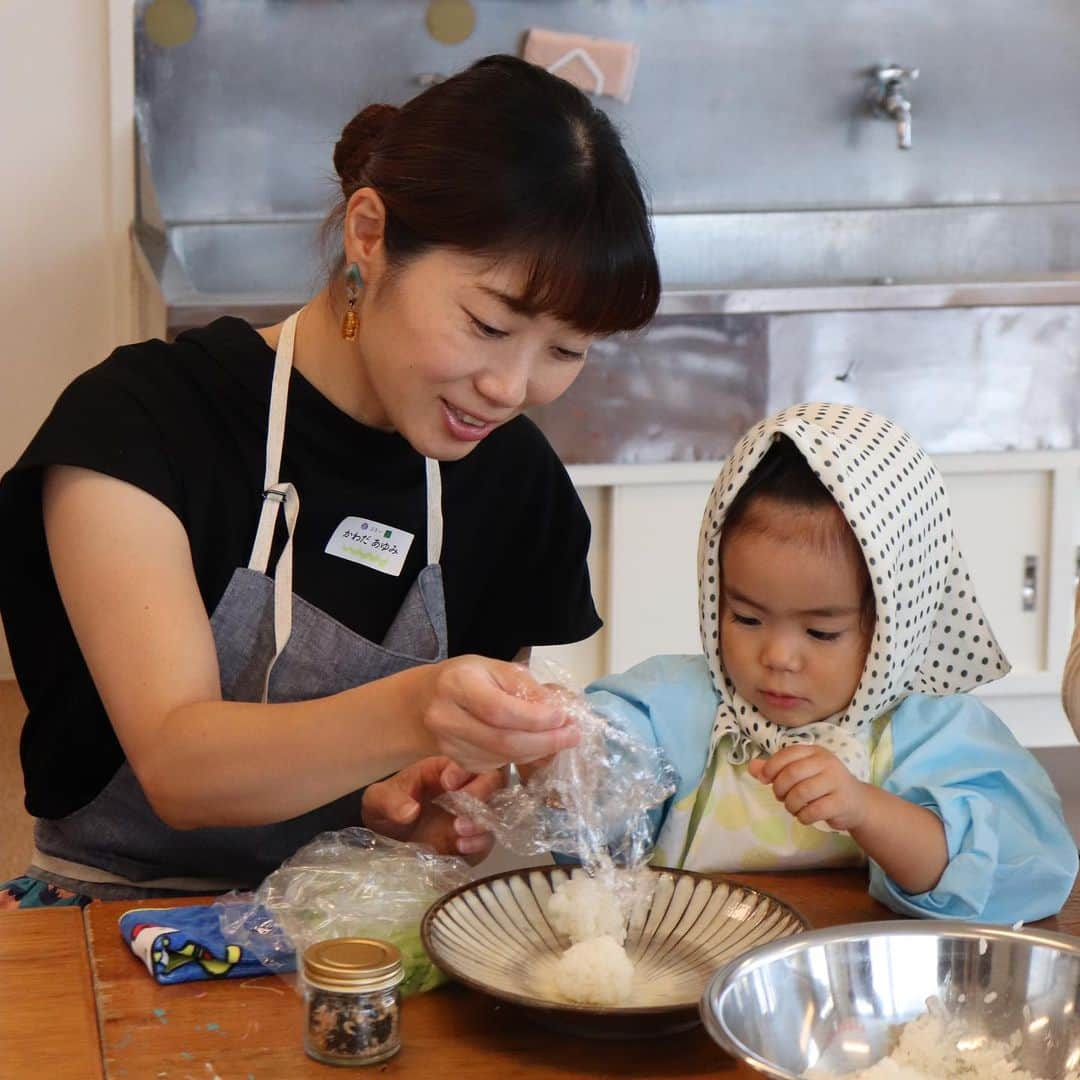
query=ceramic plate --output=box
[421,864,809,1038]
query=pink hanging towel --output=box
[522,28,640,103]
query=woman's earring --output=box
[341,262,362,341]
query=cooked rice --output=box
[808,997,1079,1080]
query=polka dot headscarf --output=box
[698,403,1010,782]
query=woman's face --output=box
[355,247,593,461]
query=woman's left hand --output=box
[361,756,503,863]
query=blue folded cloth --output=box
[119,904,288,984]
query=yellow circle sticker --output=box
[143,0,198,49]
[425,0,476,46]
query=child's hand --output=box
[748,745,869,832]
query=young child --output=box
[584,403,1077,923]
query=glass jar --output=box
[301,938,404,1067]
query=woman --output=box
[1063,588,1080,738]
[0,55,659,906]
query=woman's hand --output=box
[361,756,503,863]
[421,658,579,774]
[748,745,869,832]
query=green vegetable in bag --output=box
[216,828,472,995]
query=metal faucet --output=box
[867,64,919,150]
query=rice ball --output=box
[552,935,635,1006]
[546,876,627,945]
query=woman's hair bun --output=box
[333,103,399,185]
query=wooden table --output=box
[79,869,1080,1079]
[0,906,103,1079]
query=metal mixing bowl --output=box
[701,921,1080,1077]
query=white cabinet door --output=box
[606,482,714,674]
[603,470,1053,681]
[942,470,1051,675]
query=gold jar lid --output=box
[302,938,404,993]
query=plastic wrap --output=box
[214,827,471,996]
[437,658,677,914]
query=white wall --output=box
[0,0,137,678]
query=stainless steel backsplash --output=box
[532,307,1080,463]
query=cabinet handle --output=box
[1022,555,1038,612]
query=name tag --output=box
[325,516,414,577]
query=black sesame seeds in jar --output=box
[302,938,404,1066]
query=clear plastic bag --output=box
[436,658,678,916]
[214,827,471,996]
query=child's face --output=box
[719,502,872,728]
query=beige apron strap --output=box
[425,456,443,565]
[249,311,299,574]
[259,481,300,703]
[244,311,303,702]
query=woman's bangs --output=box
[499,214,660,336]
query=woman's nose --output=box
[474,351,531,410]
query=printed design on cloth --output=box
[119,904,267,984]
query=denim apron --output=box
[32,311,448,895]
